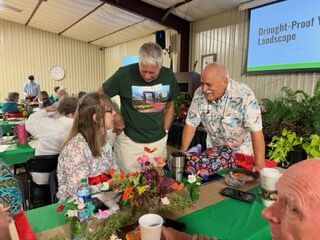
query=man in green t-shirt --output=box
[99,42,180,172]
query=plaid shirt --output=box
[186,79,262,154]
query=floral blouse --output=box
[57,133,118,200]
[186,79,262,154]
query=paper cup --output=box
[139,214,163,240]
[261,168,282,207]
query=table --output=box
[0,143,35,165]
[26,180,271,240]
[0,120,24,135]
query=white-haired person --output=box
[99,42,180,172]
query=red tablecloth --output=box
[235,153,277,170]
[14,211,36,240]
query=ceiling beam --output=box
[100,0,190,72]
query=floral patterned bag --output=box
[184,145,237,175]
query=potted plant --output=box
[267,128,305,168]
[302,134,320,158]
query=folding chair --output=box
[25,154,59,209]
[49,169,58,204]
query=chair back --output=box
[25,154,59,209]
[49,169,58,203]
[25,154,59,173]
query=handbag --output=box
[184,145,237,175]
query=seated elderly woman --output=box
[2,92,20,113]
[57,92,119,200]
[26,96,78,192]
[37,91,53,109]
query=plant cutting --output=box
[267,128,303,167]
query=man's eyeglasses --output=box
[104,108,113,114]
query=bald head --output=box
[201,63,228,102]
[262,158,320,240]
[279,158,320,201]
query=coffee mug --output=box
[139,213,163,240]
[260,168,282,207]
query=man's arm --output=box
[180,123,197,151]
[163,101,175,132]
[251,130,265,172]
[97,86,125,134]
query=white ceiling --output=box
[0,0,250,48]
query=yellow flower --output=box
[137,185,148,195]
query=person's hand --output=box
[252,161,265,173]
[162,227,193,240]
[113,113,125,135]
[44,105,57,112]
[0,205,10,229]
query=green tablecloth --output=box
[26,188,271,239]
[0,121,21,134]
[0,143,35,165]
[26,203,66,233]
[178,188,271,240]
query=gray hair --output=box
[8,92,19,102]
[57,96,78,115]
[138,42,163,67]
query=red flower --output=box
[56,204,65,212]
[123,186,134,201]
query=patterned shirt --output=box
[57,133,119,200]
[23,80,40,97]
[186,79,262,154]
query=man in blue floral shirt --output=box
[181,63,265,172]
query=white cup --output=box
[261,168,282,207]
[139,214,163,240]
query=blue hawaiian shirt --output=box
[186,79,262,154]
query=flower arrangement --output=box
[55,154,201,240]
[186,174,201,203]
[110,154,187,211]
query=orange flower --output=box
[108,168,116,176]
[123,186,133,201]
[197,169,208,175]
[154,156,166,168]
[171,182,184,191]
[144,146,157,153]
[119,172,126,180]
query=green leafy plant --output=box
[262,81,320,142]
[268,128,303,167]
[302,134,320,158]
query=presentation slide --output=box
[122,55,138,66]
[246,0,320,73]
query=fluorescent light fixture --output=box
[239,0,278,11]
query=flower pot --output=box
[286,149,307,167]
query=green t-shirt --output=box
[103,63,180,143]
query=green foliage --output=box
[302,134,320,158]
[262,81,320,141]
[174,93,191,117]
[268,129,303,166]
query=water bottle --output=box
[76,178,92,203]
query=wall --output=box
[104,28,178,79]
[0,18,105,100]
[190,8,320,100]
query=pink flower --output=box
[161,197,170,205]
[154,156,166,168]
[137,155,149,164]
